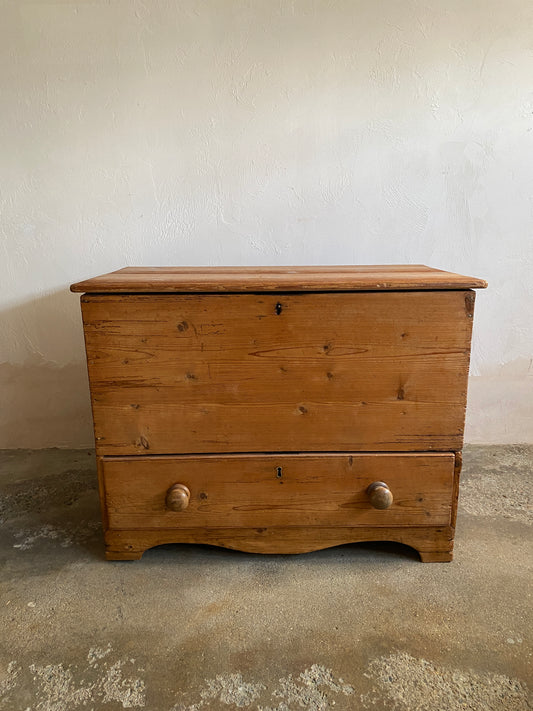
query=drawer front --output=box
[102,453,455,529]
[82,291,474,456]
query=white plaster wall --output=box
[1,0,532,448]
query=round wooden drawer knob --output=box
[366,481,393,509]
[165,483,191,511]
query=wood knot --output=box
[464,292,475,318]
[177,320,189,332]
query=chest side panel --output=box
[81,291,474,455]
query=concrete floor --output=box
[0,446,531,710]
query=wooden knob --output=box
[165,483,190,511]
[366,481,393,509]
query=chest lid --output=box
[70,264,487,293]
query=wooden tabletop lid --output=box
[70,265,487,293]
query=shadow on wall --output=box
[0,289,94,449]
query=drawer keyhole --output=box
[276,466,283,478]
[275,303,282,315]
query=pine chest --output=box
[71,265,486,561]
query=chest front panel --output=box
[82,290,473,456]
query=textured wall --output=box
[1,0,532,447]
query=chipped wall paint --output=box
[1,0,532,447]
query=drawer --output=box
[82,291,474,456]
[101,453,455,530]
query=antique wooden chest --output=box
[71,265,487,561]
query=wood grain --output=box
[81,291,474,455]
[103,525,455,562]
[71,264,488,293]
[451,451,462,531]
[101,452,454,529]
